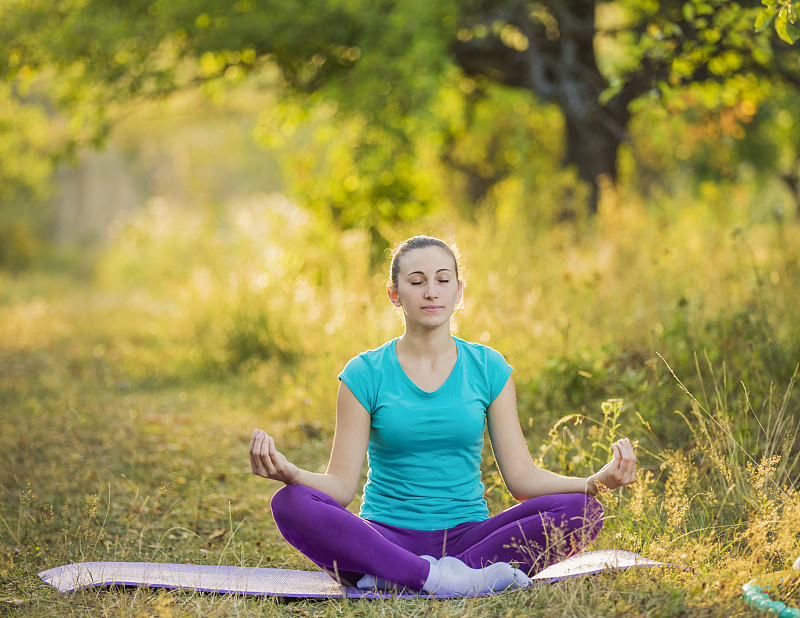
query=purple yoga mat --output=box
[39,549,680,599]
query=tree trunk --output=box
[563,105,628,212]
[451,1,630,213]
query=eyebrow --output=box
[406,268,454,276]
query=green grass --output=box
[2,197,799,616]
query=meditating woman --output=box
[249,235,636,595]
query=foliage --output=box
[757,0,800,44]
[3,0,800,226]
[0,82,57,269]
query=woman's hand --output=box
[249,429,301,485]
[587,438,636,495]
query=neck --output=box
[397,324,454,359]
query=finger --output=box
[256,431,274,474]
[249,428,262,453]
[257,435,272,474]
[627,463,637,483]
[622,463,636,484]
[626,446,638,479]
[249,429,261,468]
[269,435,287,464]
[249,429,260,454]
[266,436,284,476]
[251,430,268,475]
[618,439,634,458]
[253,430,266,456]
[269,436,291,476]
[597,445,619,482]
[617,439,636,482]
[610,442,622,471]
[612,442,632,483]
[619,439,636,464]
[619,438,635,458]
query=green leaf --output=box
[754,7,777,31]
[696,2,715,15]
[776,16,798,43]
[598,81,622,106]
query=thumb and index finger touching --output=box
[594,438,637,492]
[250,428,281,474]
[611,437,637,482]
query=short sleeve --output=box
[338,354,377,413]
[485,346,513,403]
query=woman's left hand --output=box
[587,438,636,495]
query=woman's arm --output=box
[486,377,636,500]
[249,381,371,507]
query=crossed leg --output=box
[269,484,603,590]
[443,493,604,574]
[270,484,431,589]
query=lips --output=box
[423,306,444,311]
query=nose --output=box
[423,281,438,299]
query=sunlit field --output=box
[2,181,799,616]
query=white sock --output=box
[421,555,532,596]
[356,573,397,590]
[356,555,438,590]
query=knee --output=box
[585,495,604,527]
[270,484,313,524]
[561,493,604,531]
[269,484,345,548]
[574,492,604,520]
[270,484,340,527]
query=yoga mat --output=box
[39,550,681,599]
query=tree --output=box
[757,0,800,44]
[2,0,799,218]
[451,0,800,208]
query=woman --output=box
[249,235,636,595]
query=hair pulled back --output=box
[388,236,460,290]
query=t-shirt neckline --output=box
[391,337,461,396]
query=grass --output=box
[2,193,799,616]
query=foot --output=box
[356,556,439,591]
[422,555,532,596]
[356,573,400,590]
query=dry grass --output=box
[2,197,799,616]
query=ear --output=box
[387,287,402,306]
[456,280,464,305]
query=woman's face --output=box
[388,246,462,330]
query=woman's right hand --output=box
[249,429,301,485]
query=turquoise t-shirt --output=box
[338,336,513,531]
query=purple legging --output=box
[270,485,604,590]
